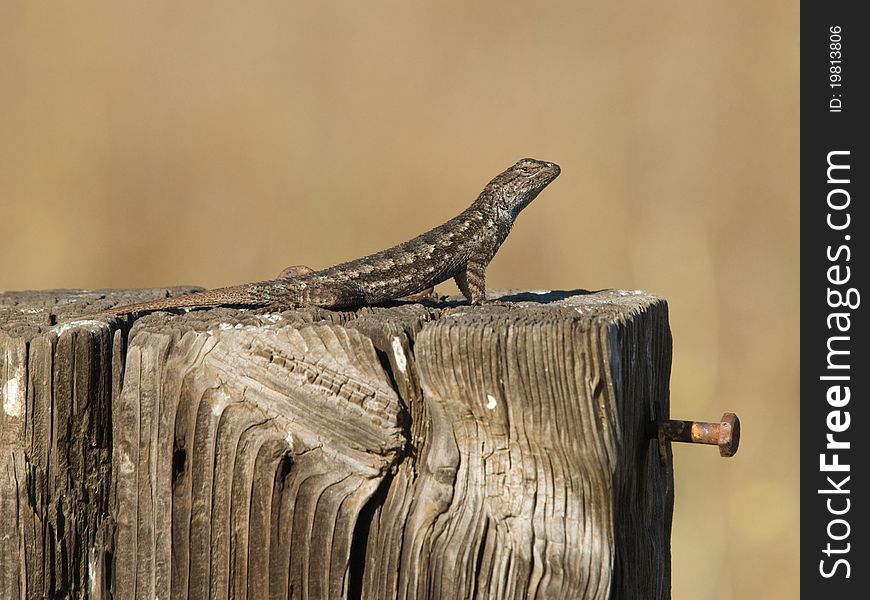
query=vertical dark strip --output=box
[801,2,869,594]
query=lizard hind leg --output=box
[277,264,315,279]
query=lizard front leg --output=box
[454,255,488,304]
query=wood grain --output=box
[1,288,672,599]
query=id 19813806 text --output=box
[829,26,844,113]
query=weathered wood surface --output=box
[0,287,673,599]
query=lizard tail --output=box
[99,276,365,317]
[101,284,273,316]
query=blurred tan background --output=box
[1,1,798,597]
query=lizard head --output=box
[489,158,561,219]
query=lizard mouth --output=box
[535,163,561,187]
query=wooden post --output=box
[1,288,673,599]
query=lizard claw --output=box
[474,298,514,308]
[402,287,438,302]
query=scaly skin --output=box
[100,158,560,316]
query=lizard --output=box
[96,158,560,317]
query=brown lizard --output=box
[99,158,560,316]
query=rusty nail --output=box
[659,412,740,457]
